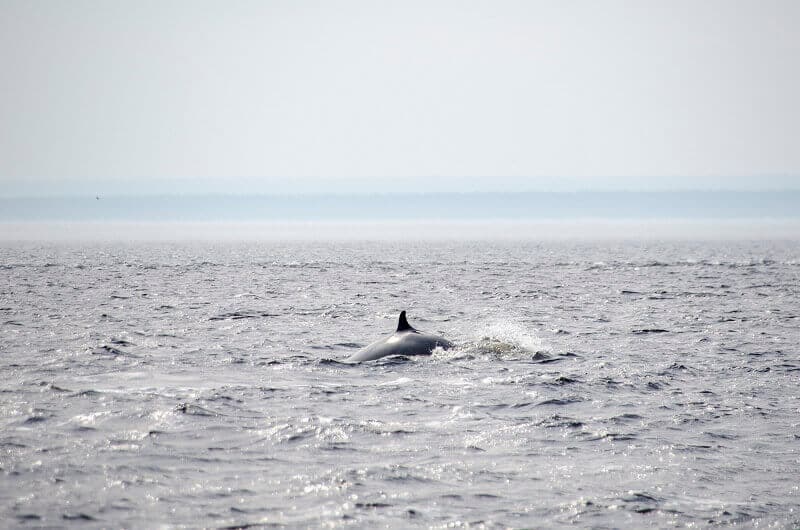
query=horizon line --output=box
[3,189,800,199]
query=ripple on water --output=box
[1,240,799,528]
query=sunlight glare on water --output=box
[1,239,799,528]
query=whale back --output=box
[346,311,452,362]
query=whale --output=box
[346,311,453,362]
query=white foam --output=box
[473,321,550,356]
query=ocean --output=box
[1,237,799,528]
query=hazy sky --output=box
[1,1,798,191]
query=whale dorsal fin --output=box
[397,311,414,332]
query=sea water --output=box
[1,239,798,528]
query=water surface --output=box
[1,240,798,528]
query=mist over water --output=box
[2,190,798,242]
[2,191,799,222]
[1,240,798,528]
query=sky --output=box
[1,0,799,194]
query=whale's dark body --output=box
[346,311,453,362]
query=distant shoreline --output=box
[2,219,799,242]
[1,191,798,223]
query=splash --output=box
[438,321,551,360]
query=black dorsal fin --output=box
[396,311,414,332]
